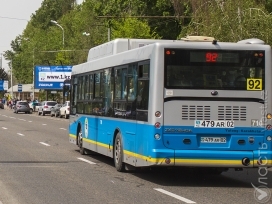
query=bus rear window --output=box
[165,49,265,90]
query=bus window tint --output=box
[71,76,77,115]
[128,64,137,101]
[85,75,89,100]
[122,69,127,99]
[94,73,101,98]
[82,75,85,99]
[77,76,83,100]
[115,69,122,99]
[89,74,93,100]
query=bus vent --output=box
[218,106,247,121]
[182,105,211,120]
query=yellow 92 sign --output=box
[247,79,262,90]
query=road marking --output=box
[2,127,7,129]
[17,133,24,136]
[60,128,66,130]
[78,157,96,164]
[28,121,32,122]
[39,142,50,146]
[42,124,47,126]
[154,188,196,204]
[18,118,26,121]
[9,117,16,119]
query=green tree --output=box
[179,0,272,43]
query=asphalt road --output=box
[0,108,271,204]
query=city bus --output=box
[69,37,272,173]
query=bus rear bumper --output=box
[171,150,272,168]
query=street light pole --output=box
[50,20,64,48]
[11,59,13,99]
[32,49,35,100]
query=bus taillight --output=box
[266,113,272,119]
[267,136,272,141]
[155,111,161,117]
[165,158,171,164]
[154,134,161,140]
[266,124,272,130]
[154,122,161,129]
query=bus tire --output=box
[114,132,125,172]
[77,126,87,155]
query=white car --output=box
[59,101,70,119]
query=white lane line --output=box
[28,121,32,122]
[78,157,96,164]
[18,119,26,121]
[39,142,50,146]
[17,133,25,136]
[2,127,7,129]
[59,128,66,130]
[42,124,47,126]
[154,188,196,204]
[9,117,16,119]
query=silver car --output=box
[14,101,31,114]
[38,101,57,116]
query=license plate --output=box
[194,120,234,128]
[201,137,227,143]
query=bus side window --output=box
[136,63,149,122]
[71,76,77,115]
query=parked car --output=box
[50,104,63,117]
[14,101,31,114]
[29,101,40,112]
[0,102,4,109]
[38,101,57,116]
[59,101,70,119]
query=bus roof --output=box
[87,38,175,62]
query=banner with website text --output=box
[0,80,8,91]
[34,65,72,90]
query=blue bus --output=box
[69,37,272,173]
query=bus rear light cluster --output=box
[266,113,272,119]
[267,136,272,141]
[248,137,254,144]
[154,134,161,140]
[154,122,161,129]
[165,158,171,164]
[266,124,272,130]
[155,111,161,118]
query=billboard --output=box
[34,65,72,90]
[0,80,8,91]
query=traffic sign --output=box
[18,84,22,92]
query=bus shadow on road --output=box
[76,150,272,188]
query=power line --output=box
[0,16,28,21]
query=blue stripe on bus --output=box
[69,115,271,166]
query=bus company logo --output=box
[195,120,200,127]
[252,183,271,203]
[84,118,88,138]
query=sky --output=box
[0,0,84,71]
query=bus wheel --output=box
[77,127,86,155]
[114,132,125,172]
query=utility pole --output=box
[11,59,13,99]
[0,53,2,69]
